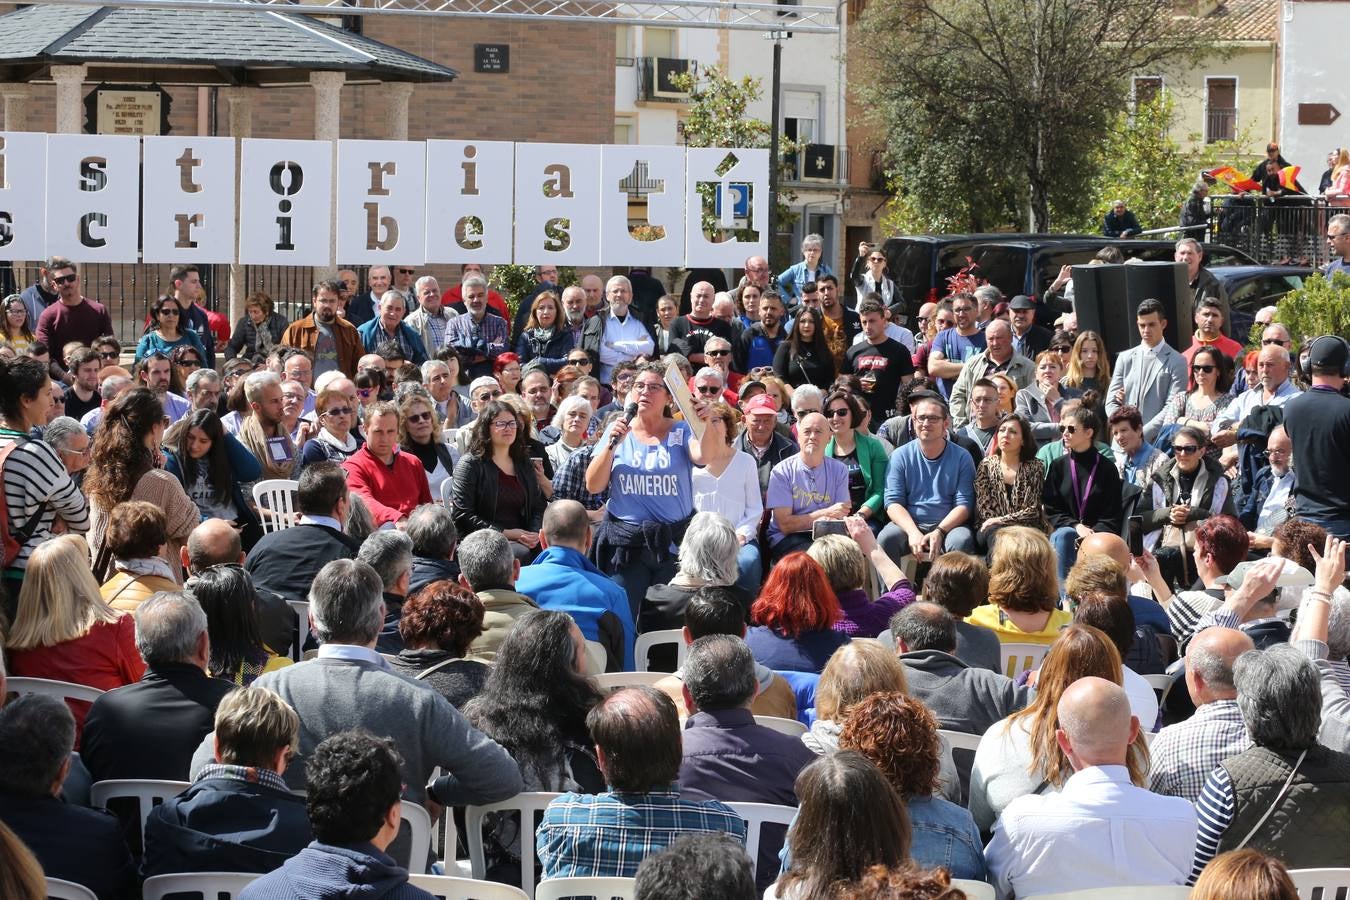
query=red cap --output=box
[742,394,778,416]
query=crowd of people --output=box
[0,236,1349,900]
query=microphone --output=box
[610,402,639,449]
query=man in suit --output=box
[244,463,361,606]
[1106,297,1189,444]
[0,695,136,899]
[345,265,390,327]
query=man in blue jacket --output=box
[356,290,428,365]
[515,499,635,671]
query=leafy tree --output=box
[855,0,1215,232]
[1278,271,1350,344]
[670,65,799,268]
[489,264,576,321]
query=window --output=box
[1205,77,1237,143]
[615,25,634,63]
[1132,76,1163,107]
[645,27,676,59]
[783,89,820,180]
[614,117,635,145]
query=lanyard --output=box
[1069,454,1101,521]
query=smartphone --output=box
[812,519,849,540]
[1128,515,1144,557]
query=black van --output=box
[881,234,1256,311]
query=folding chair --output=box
[633,629,685,673]
[141,872,260,899]
[535,877,636,900]
[90,779,190,844]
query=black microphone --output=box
[610,402,639,449]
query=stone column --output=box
[2,85,31,132]
[225,88,254,326]
[311,71,344,278]
[51,64,88,134]
[385,81,414,141]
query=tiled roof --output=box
[1203,0,1278,42]
[0,4,457,81]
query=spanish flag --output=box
[1206,166,1261,193]
[1280,165,1302,191]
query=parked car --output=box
[1206,265,1309,347]
[881,234,1256,313]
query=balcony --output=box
[1205,106,1237,144]
[636,57,694,105]
[784,143,848,186]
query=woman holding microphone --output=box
[586,361,709,617]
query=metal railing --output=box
[1206,194,1330,268]
[636,57,694,104]
[1205,107,1237,144]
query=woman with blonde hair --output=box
[805,641,962,803]
[1324,147,1350,203]
[1191,849,1298,900]
[5,534,145,740]
[398,389,454,499]
[1062,329,1111,393]
[965,525,1071,645]
[968,623,1149,832]
[0,822,45,900]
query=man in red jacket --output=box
[342,401,431,527]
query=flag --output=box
[1280,165,1302,191]
[1206,166,1261,193]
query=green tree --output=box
[1277,271,1350,344]
[855,0,1215,232]
[670,65,798,268]
[489,263,577,322]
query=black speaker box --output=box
[1071,262,1191,360]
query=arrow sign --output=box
[1299,103,1341,126]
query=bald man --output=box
[1147,627,1255,801]
[948,319,1035,427]
[986,677,1197,898]
[1077,532,1170,635]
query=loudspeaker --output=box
[1071,262,1191,360]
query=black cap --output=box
[1009,294,1036,310]
[1309,335,1349,371]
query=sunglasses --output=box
[157,307,180,316]
[1191,364,1216,373]
[474,390,503,401]
[1173,444,1201,454]
[1261,338,1289,346]
[706,349,730,357]
[1051,345,1072,353]
[397,268,416,275]
[1059,425,1078,434]
[868,256,886,263]
[568,358,592,366]
[54,273,78,285]
[323,407,352,417]
[696,385,722,396]
[178,358,202,368]
[99,350,119,360]
[406,411,433,424]
[826,408,851,418]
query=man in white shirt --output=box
[985,677,1196,900]
[1244,424,1295,552]
[1215,344,1300,468]
[582,276,655,383]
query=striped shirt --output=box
[1167,589,1223,645]
[536,787,746,879]
[0,428,89,570]
[1189,766,1235,883]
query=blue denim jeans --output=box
[1051,525,1080,587]
[735,540,763,595]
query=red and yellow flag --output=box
[1280,165,1302,191]
[1206,166,1261,193]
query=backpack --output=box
[0,437,49,568]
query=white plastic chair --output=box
[583,640,608,675]
[1000,642,1051,679]
[287,599,311,660]
[950,880,995,900]
[464,792,562,889]
[1032,887,1191,899]
[634,629,686,672]
[141,872,260,899]
[440,477,455,507]
[252,478,301,534]
[90,779,190,843]
[398,799,434,875]
[535,877,636,900]
[726,802,796,882]
[1144,672,1177,706]
[592,671,669,690]
[407,874,529,899]
[753,715,807,737]
[1288,867,1350,900]
[45,878,98,900]
[6,676,105,704]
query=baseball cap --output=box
[1309,335,1349,371]
[743,394,778,416]
[1009,294,1036,310]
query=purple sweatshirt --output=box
[832,581,917,638]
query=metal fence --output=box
[1205,195,1331,269]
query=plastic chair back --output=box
[6,676,105,704]
[90,778,190,843]
[725,802,796,882]
[634,629,685,672]
[1032,886,1191,899]
[535,877,636,900]
[141,872,260,899]
[407,874,530,899]
[397,799,434,874]
[252,478,300,534]
[592,671,669,691]
[753,715,807,737]
[464,792,562,890]
[1001,642,1051,679]
[45,878,98,900]
[950,880,996,900]
[1287,867,1350,900]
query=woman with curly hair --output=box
[840,692,986,881]
[745,551,849,673]
[84,388,197,583]
[450,399,546,562]
[185,563,291,685]
[968,623,1149,833]
[965,526,1070,646]
[433,608,605,886]
[388,580,489,709]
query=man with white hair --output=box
[346,265,390,327]
[445,273,509,379]
[1175,237,1230,335]
[559,284,589,351]
[671,281,737,369]
[1239,425,1295,550]
[582,275,655,382]
[405,274,456,355]
[42,415,90,479]
[701,337,739,394]
[444,263,509,320]
[186,368,223,414]
[357,290,428,365]
[985,677,1197,898]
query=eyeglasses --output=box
[54,273,78,285]
[1059,424,1079,434]
[157,307,180,316]
[826,408,851,418]
[1172,444,1201,454]
[1263,447,1290,458]
[634,381,666,394]
[51,394,65,404]
[323,407,352,417]
[913,415,944,425]
[696,385,722,396]
[59,444,90,458]
[1261,338,1290,346]
[1329,232,1349,240]
[568,357,592,367]
[706,349,730,357]
[490,418,518,430]
[406,411,433,424]
[1191,364,1216,373]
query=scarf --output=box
[114,556,177,581]
[238,413,296,481]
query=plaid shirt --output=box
[445,311,509,357]
[1146,698,1251,802]
[195,763,291,794]
[552,443,607,510]
[536,786,746,879]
